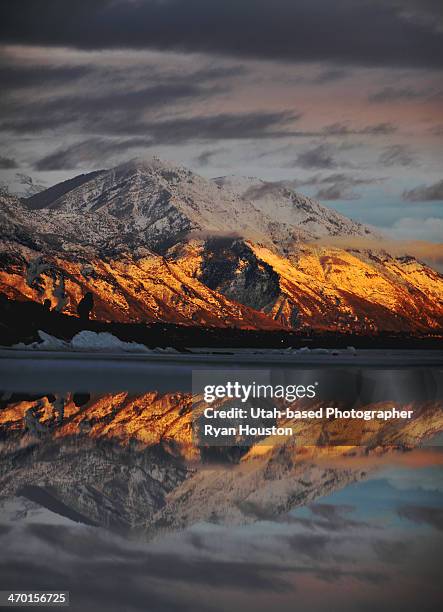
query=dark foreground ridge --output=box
[1,296,442,350]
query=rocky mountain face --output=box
[0,157,442,333]
[1,392,442,532]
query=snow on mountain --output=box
[214,175,371,240]
[1,157,442,333]
[18,157,373,254]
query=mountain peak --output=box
[113,156,185,176]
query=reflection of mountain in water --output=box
[1,391,442,533]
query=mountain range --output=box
[1,391,442,531]
[1,157,442,334]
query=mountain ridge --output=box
[1,157,442,333]
[20,157,374,252]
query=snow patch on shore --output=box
[12,330,178,354]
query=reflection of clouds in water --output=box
[1,510,442,612]
[397,505,443,531]
[372,538,409,564]
[0,521,291,612]
[382,465,443,493]
[1,463,443,612]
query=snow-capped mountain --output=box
[22,157,373,253]
[215,175,370,240]
[0,157,442,333]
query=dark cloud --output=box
[163,112,298,141]
[292,144,348,170]
[0,60,244,97]
[309,173,384,200]
[0,60,249,139]
[313,68,349,83]
[0,58,394,153]
[290,68,351,86]
[372,539,410,564]
[286,533,331,560]
[304,503,370,530]
[0,522,293,609]
[16,172,46,195]
[309,503,354,521]
[194,148,227,167]
[397,505,443,530]
[0,520,389,601]
[0,81,218,133]
[258,123,397,145]
[0,57,301,146]
[0,557,192,612]
[276,505,369,532]
[322,122,397,136]
[2,500,442,612]
[315,184,359,200]
[368,86,429,103]
[34,138,152,171]
[403,179,443,201]
[186,531,209,552]
[360,123,398,136]
[378,144,418,167]
[293,144,337,169]
[0,154,17,168]
[50,83,219,115]
[0,524,13,535]
[0,1,442,68]
[0,64,92,90]
[31,112,299,168]
[295,172,384,187]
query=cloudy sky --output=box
[0,0,442,240]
